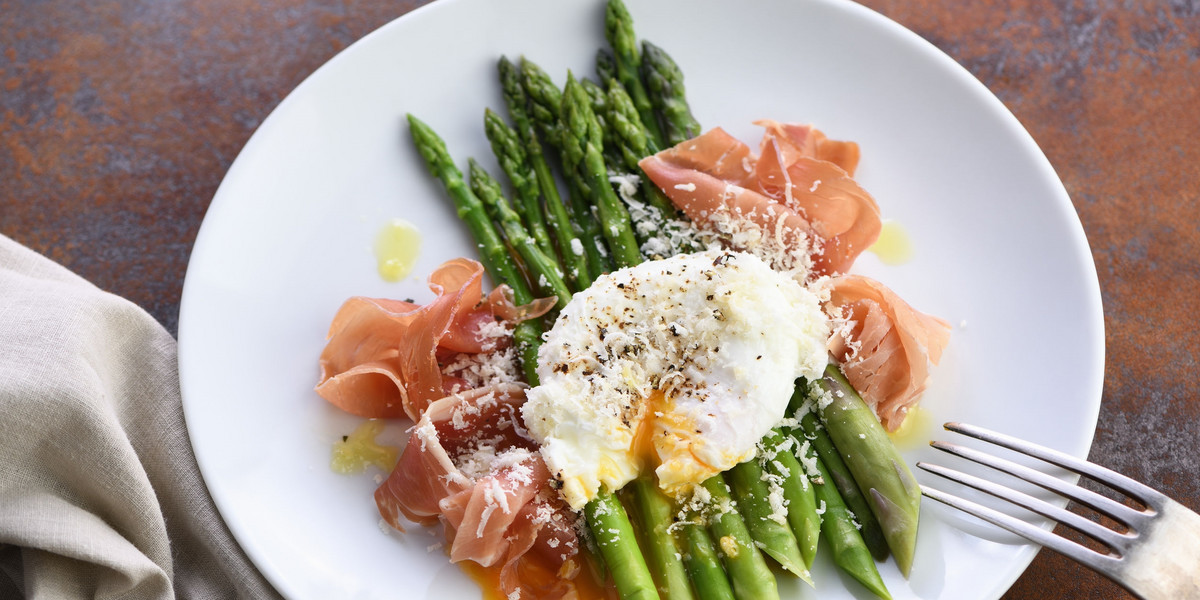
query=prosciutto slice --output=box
[315,258,551,421]
[376,385,584,599]
[754,119,860,176]
[639,123,881,276]
[825,275,952,431]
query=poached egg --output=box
[521,250,830,510]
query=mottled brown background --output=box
[1,0,1197,598]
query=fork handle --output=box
[1118,498,1200,600]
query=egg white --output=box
[520,250,830,510]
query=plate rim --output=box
[178,0,1106,598]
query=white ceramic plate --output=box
[178,0,1105,598]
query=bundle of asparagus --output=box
[405,1,921,598]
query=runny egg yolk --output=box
[521,250,831,510]
[463,552,610,600]
[630,390,666,472]
[630,390,717,476]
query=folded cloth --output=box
[0,235,280,599]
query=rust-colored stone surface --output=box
[0,0,426,332]
[1,0,1196,598]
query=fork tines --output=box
[917,422,1160,573]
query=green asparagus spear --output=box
[605,0,666,149]
[576,79,662,253]
[641,40,701,146]
[724,458,810,581]
[585,488,659,600]
[806,447,893,600]
[520,57,612,280]
[499,57,591,291]
[573,77,627,275]
[588,78,659,251]
[627,476,695,600]
[605,79,678,217]
[816,365,921,577]
[580,77,624,169]
[565,172,615,279]
[596,48,618,88]
[699,476,780,600]
[512,323,543,385]
[407,114,543,383]
[520,57,566,148]
[794,391,891,561]
[408,115,513,286]
[603,79,698,258]
[581,77,610,123]
[467,159,573,311]
[759,428,821,570]
[560,72,642,268]
[606,77,659,163]
[482,108,558,264]
[679,516,736,600]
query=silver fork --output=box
[918,422,1200,600]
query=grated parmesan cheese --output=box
[690,186,818,282]
[608,172,704,260]
[441,346,521,393]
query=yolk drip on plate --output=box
[462,544,609,600]
[521,250,831,509]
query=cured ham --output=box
[375,384,533,525]
[315,258,552,421]
[316,257,582,598]
[375,384,585,599]
[754,119,860,176]
[639,122,881,276]
[825,274,952,431]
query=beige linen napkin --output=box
[0,234,280,599]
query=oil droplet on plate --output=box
[888,405,931,450]
[869,220,913,265]
[331,419,398,474]
[374,218,421,282]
